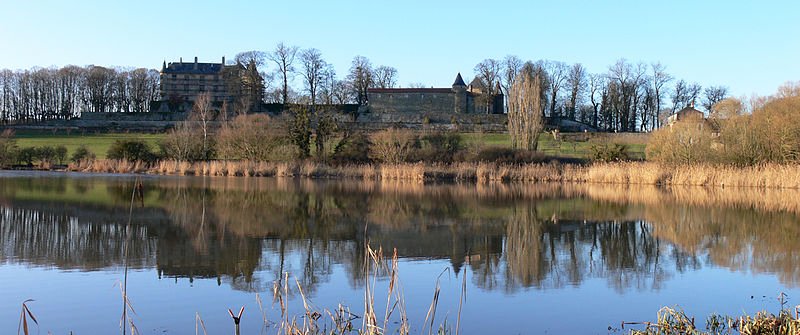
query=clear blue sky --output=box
[0,0,797,97]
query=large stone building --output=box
[366,73,504,115]
[159,57,263,106]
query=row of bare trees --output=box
[477,56,729,132]
[233,44,399,106]
[0,66,159,123]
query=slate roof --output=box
[368,88,453,94]
[162,62,225,74]
[452,73,466,87]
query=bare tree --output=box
[319,64,337,105]
[508,63,545,151]
[267,42,298,104]
[672,79,702,112]
[588,73,605,128]
[566,63,586,120]
[235,50,266,68]
[347,56,372,105]
[190,92,215,159]
[702,86,728,113]
[650,62,672,129]
[299,48,326,109]
[544,61,568,118]
[607,59,636,131]
[372,65,398,89]
[474,58,502,113]
[631,62,648,131]
[501,55,523,97]
[332,80,353,104]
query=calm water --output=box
[1,171,800,334]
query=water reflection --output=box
[1,174,800,295]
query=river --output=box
[1,171,799,334]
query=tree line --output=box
[233,44,399,107]
[477,56,730,132]
[0,66,159,123]
[1,42,735,133]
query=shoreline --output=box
[46,159,800,189]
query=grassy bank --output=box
[9,130,646,161]
[13,130,164,159]
[66,160,800,189]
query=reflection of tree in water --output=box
[0,205,156,270]
[5,176,800,294]
[646,204,800,287]
[499,203,681,293]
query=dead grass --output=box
[65,159,800,189]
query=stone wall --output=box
[368,89,455,114]
[80,111,189,122]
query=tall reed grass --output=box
[66,159,800,189]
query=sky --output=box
[0,0,798,98]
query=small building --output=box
[666,103,719,134]
[366,73,504,115]
[667,103,705,125]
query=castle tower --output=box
[493,82,504,114]
[452,73,467,114]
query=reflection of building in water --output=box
[5,176,800,294]
[154,229,262,288]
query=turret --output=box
[452,73,467,113]
[493,82,504,114]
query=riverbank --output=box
[64,159,800,188]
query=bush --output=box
[288,106,312,159]
[107,140,158,163]
[36,146,57,165]
[589,143,629,162]
[55,145,67,165]
[16,147,36,166]
[161,122,211,161]
[216,114,286,161]
[0,129,17,168]
[413,131,462,163]
[369,128,417,164]
[71,145,96,163]
[331,131,371,164]
[646,122,713,165]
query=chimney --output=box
[194,57,198,69]
[222,56,225,65]
[179,57,183,64]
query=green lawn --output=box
[9,130,647,161]
[461,132,647,160]
[13,131,165,159]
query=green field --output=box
[13,131,165,159]
[9,130,647,161]
[460,132,648,160]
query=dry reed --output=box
[66,159,800,189]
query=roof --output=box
[452,73,466,87]
[368,88,454,94]
[674,106,704,117]
[162,61,227,75]
[667,105,705,124]
[469,77,484,89]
